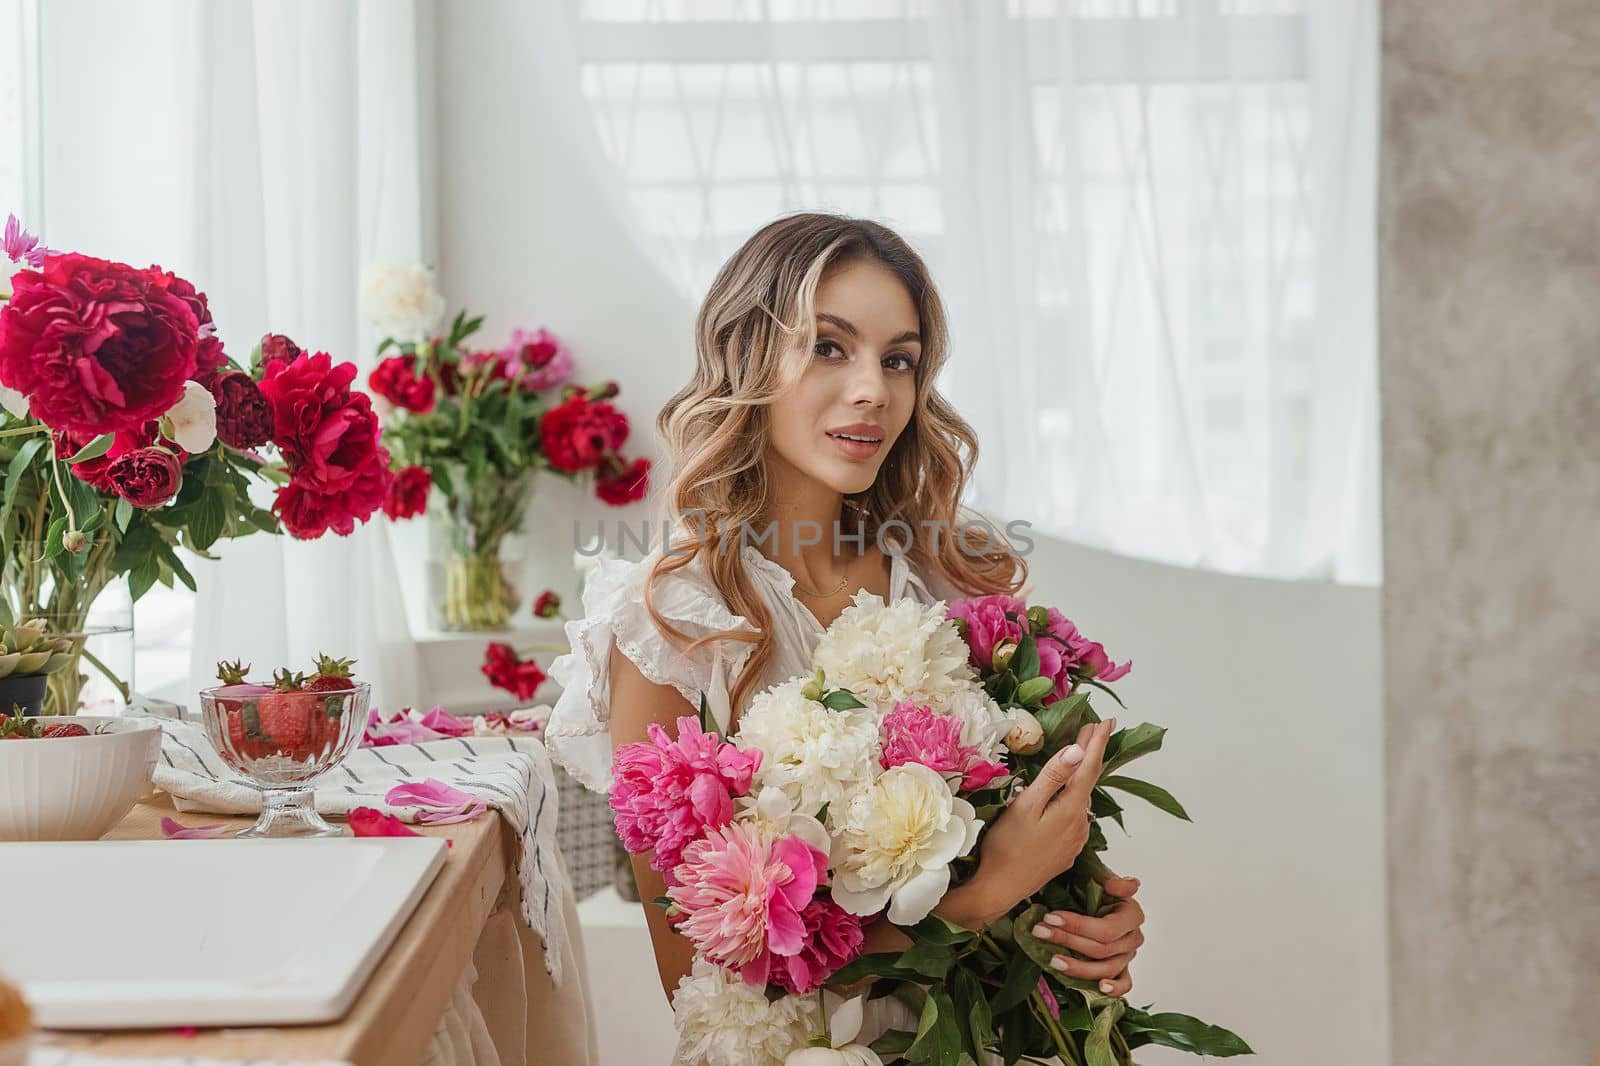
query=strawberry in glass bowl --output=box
[198,656,371,838]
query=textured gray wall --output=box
[1380,3,1600,1064]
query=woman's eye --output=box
[814,340,844,359]
[884,353,917,373]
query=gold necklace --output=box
[792,553,851,598]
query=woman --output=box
[546,213,1146,1047]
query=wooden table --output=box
[34,792,518,1064]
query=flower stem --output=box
[0,425,47,439]
[80,644,131,704]
[48,444,78,532]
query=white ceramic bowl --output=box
[0,716,161,841]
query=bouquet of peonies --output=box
[610,590,1250,1065]
[0,215,392,712]
[362,267,650,629]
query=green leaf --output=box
[1083,999,1126,1066]
[906,912,977,947]
[905,990,942,1062]
[814,802,829,824]
[1101,775,1191,821]
[114,495,134,533]
[0,434,47,559]
[1079,676,1126,708]
[1011,634,1040,682]
[65,433,115,465]
[128,554,161,602]
[869,1029,917,1057]
[1089,788,1125,831]
[1035,691,1091,748]
[992,948,1040,1014]
[821,688,866,712]
[39,515,67,560]
[1015,676,1054,706]
[825,951,918,987]
[188,490,227,551]
[959,969,995,1058]
[697,692,716,735]
[1121,1007,1254,1057]
[898,938,958,980]
[1100,723,1165,776]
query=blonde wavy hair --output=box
[644,212,1027,716]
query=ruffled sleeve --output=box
[544,552,760,792]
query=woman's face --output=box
[767,258,922,500]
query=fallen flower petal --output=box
[348,806,423,838]
[160,816,227,840]
[384,779,488,823]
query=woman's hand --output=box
[1031,872,1145,996]
[960,718,1117,921]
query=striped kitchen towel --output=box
[134,708,571,985]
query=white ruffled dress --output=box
[545,541,954,792]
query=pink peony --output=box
[1036,608,1132,697]
[769,897,866,994]
[879,699,1010,792]
[503,327,573,391]
[666,820,827,987]
[609,715,761,875]
[946,595,1028,672]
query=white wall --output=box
[434,5,1390,1064]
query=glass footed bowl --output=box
[198,682,371,838]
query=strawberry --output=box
[43,722,90,739]
[256,668,312,756]
[305,653,357,749]
[0,714,42,740]
[214,660,254,755]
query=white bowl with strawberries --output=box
[198,655,370,839]
[0,714,162,841]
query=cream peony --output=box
[359,261,446,342]
[163,380,218,453]
[829,762,982,925]
[671,958,820,1066]
[734,677,880,817]
[811,590,976,711]
[784,994,883,1066]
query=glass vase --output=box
[1,538,135,716]
[428,473,535,631]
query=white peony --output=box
[734,677,880,817]
[736,785,832,858]
[163,380,217,453]
[829,762,982,925]
[811,590,976,711]
[940,684,1009,763]
[784,994,883,1066]
[359,261,446,342]
[0,383,28,419]
[672,958,820,1066]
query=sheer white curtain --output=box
[534,0,1381,584]
[14,0,428,709]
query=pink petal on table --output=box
[348,806,423,838]
[160,816,227,840]
[385,779,489,824]
[415,802,487,825]
[418,707,473,737]
[361,708,445,747]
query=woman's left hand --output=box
[1029,872,1145,997]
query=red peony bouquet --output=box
[0,215,391,712]
[362,273,650,630]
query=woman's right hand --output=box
[964,718,1117,918]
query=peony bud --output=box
[61,529,88,555]
[1003,707,1045,755]
[1027,605,1050,636]
[992,639,1018,671]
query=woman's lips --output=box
[827,431,883,459]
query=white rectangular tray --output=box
[0,837,448,1029]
